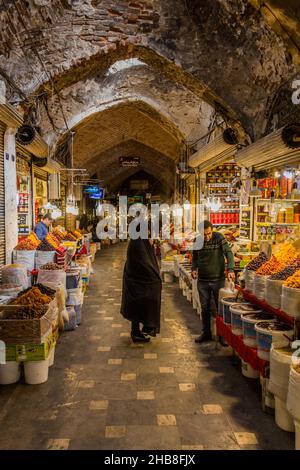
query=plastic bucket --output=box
[269,345,293,402]
[64,306,77,331]
[222,297,246,325]
[48,346,55,367]
[218,286,238,317]
[0,361,21,385]
[24,360,49,384]
[255,321,294,361]
[164,273,174,283]
[230,304,260,336]
[74,304,82,325]
[241,359,259,379]
[275,397,295,432]
[295,420,300,450]
[66,271,81,289]
[242,312,276,348]
[186,290,192,302]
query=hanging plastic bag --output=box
[13,250,36,271]
[37,269,66,289]
[1,264,29,290]
[35,251,56,269]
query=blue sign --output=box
[89,189,104,199]
[84,185,100,194]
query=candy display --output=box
[256,256,284,275]
[245,252,269,271]
[256,243,299,275]
[283,270,300,288]
[39,262,63,270]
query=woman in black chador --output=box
[121,238,162,343]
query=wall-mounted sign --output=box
[119,156,140,168]
[130,179,149,190]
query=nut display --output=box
[245,252,268,271]
[39,262,63,270]
[283,269,300,288]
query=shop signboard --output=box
[130,180,148,190]
[119,156,140,168]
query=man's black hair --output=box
[203,220,213,230]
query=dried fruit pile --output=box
[64,232,77,241]
[36,239,55,251]
[39,262,63,270]
[246,252,269,271]
[15,233,40,250]
[270,257,300,280]
[283,270,300,288]
[8,286,52,319]
[256,243,299,276]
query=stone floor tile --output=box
[105,426,126,438]
[234,432,258,445]
[157,414,177,426]
[78,380,95,388]
[108,359,123,365]
[137,391,155,400]
[120,332,130,337]
[47,439,70,450]
[89,400,109,411]
[179,383,196,392]
[144,353,157,360]
[121,373,136,381]
[159,367,174,374]
[203,404,223,414]
[97,346,111,352]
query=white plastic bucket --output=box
[164,273,174,283]
[287,366,300,422]
[222,297,246,325]
[255,321,294,361]
[242,312,276,348]
[275,396,295,432]
[218,285,238,316]
[269,346,293,402]
[241,359,259,379]
[230,304,260,336]
[24,360,49,385]
[48,347,55,367]
[295,420,300,450]
[0,361,21,385]
[281,286,300,319]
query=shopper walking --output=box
[192,220,235,343]
[121,238,162,343]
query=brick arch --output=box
[1,0,296,139]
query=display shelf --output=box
[213,223,238,226]
[256,222,299,226]
[257,199,300,203]
[236,285,295,326]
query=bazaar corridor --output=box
[0,244,294,451]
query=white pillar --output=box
[4,128,18,264]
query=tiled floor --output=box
[0,243,294,450]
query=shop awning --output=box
[198,148,237,175]
[0,103,48,158]
[188,128,239,169]
[235,124,300,170]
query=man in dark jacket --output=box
[192,220,235,343]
